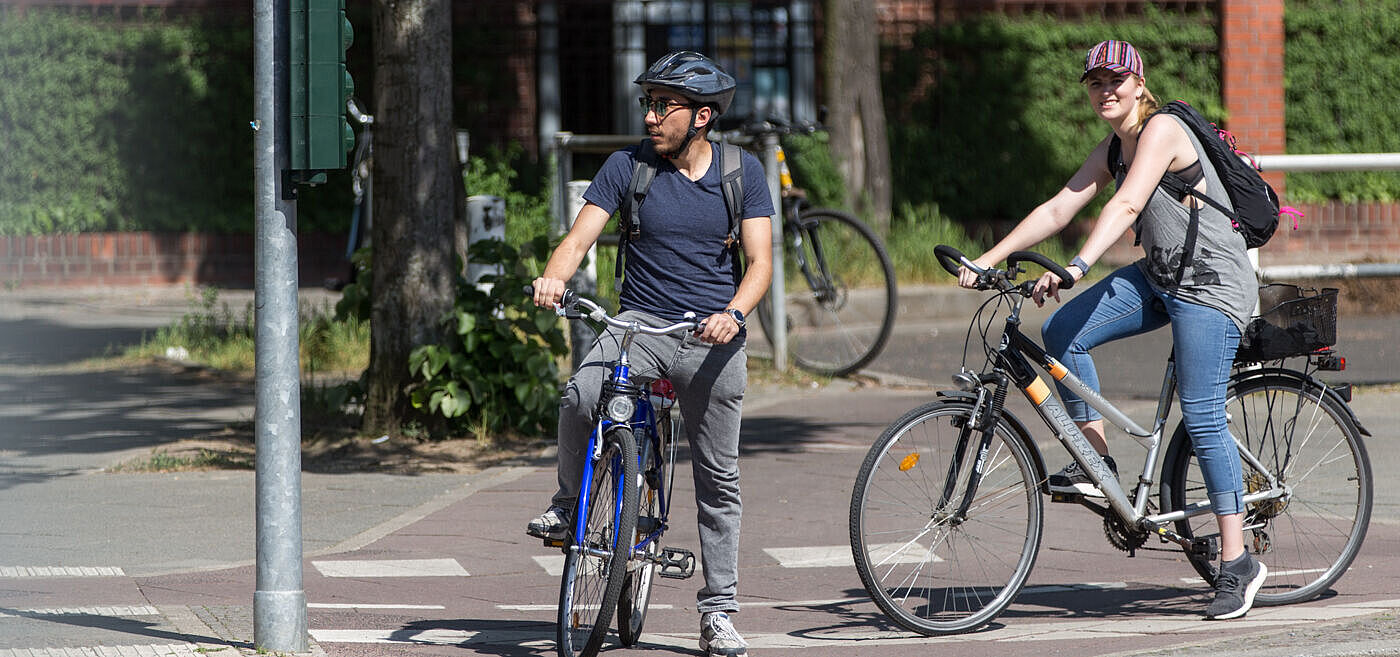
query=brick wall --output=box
[0,232,350,289]
[1221,0,1286,195]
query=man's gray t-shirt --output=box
[583,141,774,322]
[1120,115,1257,330]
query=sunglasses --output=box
[638,97,694,118]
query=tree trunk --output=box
[364,0,457,434]
[822,0,892,234]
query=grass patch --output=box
[124,287,369,375]
[110,448,251,472]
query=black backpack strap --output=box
[718,142,746,287]
[617,139,659,291]
[718,142,744,246]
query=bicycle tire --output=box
[557,427,638,657]
[1160,374,1371,606]
[850,400,1044,635]
[618,414,676,645]
[757,208,896,377]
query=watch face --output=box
[728,309,745,326]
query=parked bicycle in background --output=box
[725,119,897,377]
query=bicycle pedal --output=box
[542,537,566,549]
[1189,535,1220,561]
[658,547,696,579]
[1050,491,1082,504]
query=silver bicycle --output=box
[849,245,1372,635]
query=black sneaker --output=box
[1205,552,1268,619]
[525,505,570,540]
[1047,454,1118,497]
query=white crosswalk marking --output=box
[0,646,201,657]
[765,544,940,568]
[312,558,468,578]
[0,566,125,577]
[532,555,564,576]
[311,628,476,644]
[309,603,447,610]
[0,606,160,618]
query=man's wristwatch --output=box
[725,308,746,328]
[1069,256,1092,277]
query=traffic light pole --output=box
[252,0,308,651]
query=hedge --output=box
[0,9,348,235]
[882,8,1220,228]
[1285,0,1400,202]
[2,3,1396,236]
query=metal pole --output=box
[761,132,787,371]
[613,0,646,136]
[252,0,306,650]
[537,0,561,161]
[565,180,597,368]
[1256,152,1400,172]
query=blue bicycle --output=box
[531,288,700,657]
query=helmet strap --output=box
[661,107,701,159]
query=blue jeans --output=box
[1041,265,1245,516]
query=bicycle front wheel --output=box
[558,427,638,657]
[1160,375,1371,606]
[758,208,896,377]
[850,400,1044,635]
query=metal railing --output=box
[1254,152,1400,281]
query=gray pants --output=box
[552,310,747,614]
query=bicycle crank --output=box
[1148,523,1220,561]
[657,546,696,579]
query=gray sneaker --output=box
[700,611,748,657]
[1205,552,1268,619]
[525,505,570,540]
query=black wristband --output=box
[1070,256,1092,276]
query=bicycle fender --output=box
[935,390,1050,491]
[1229,368,1371,436]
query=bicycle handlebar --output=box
[724,115,823,138]
[523,286,703,336]
[934,244,1076,291]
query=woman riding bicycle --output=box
[957,40,1266,619]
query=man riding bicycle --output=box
[527,51,774,657]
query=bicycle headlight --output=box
[605,395,636,423]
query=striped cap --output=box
[1080,40,1143,81]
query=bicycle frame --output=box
[969,288,1287,536]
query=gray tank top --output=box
[1116,115,1257,330]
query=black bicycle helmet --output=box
[634,51,736,115]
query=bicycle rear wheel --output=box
[558,427,638,657]
[1160,375,1371,605]
[757,208,896,377]
[618,414,677,645]
[850,400,1043,635]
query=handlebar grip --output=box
[1006,251,1076,290]
[523,284,535,297]
[934,245,969,276]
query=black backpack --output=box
[1110,101,1289,282]
[615,139,745,290]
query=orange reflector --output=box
[899,453,920,471]
[1026,378,1051,404]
